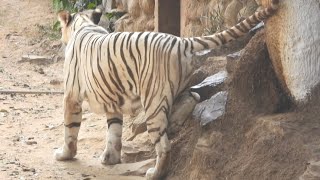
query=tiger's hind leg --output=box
[145,108,171,180]
[55,95,83,160]
[100,113,123,165]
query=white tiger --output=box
[54,1,279,179]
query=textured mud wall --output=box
[180,0,258,37]
[113,0,155,32]
[263,0,320,102]
[110,0,258,36]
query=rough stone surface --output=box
[193,91,228,126]
[105,0,258,36]
[181,0,258,37]
[126,110,146,141]
[190,71,227,100]
[226,51,241,60]
[263,0,320,102]
[108,0,155,32]
[102,0,115,12]
[19,55,52,64]
[226,50,242,73]
[191,71,227,90]
[299,160,320,180]
[299,141,320,180]
[224,0,243,28]
[127,91,199,139]
[106,159,155,176]
[121,140,153,163]
[168,91,199,135]
[195,131,223,153]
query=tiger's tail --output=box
[187,0,279,53]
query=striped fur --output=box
[55,1,279,179]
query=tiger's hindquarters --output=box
[145,106,171,179]
[146,133,171,180]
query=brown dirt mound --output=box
[168,30,320,180]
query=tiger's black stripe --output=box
[65,122,81,128]
[203,37,220,46]
[128,39,140,93]
[194,38,209,49]
[167,37,178,98]
[145,35,165,109]
[140,33,151,90]
[107,118,123,128]
[144,33,161,105]
[120,33,136,90]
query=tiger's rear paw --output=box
[100,149,121,165]
[146,168,163,180]
[54,147,76,161]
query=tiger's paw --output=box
[54,147,76,161]
[146,168,160,180]
[100,148,121,165]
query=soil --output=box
[168,31,320,180]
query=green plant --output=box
[52,0,103,13]
[52,21,61,32]
[105,11,126,20]
[86,0,102,9]
[51,0,102,33]
[37,24,61,40]
[53,0,76,13]
[52,0,76,32]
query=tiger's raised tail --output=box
[187,0,279,53]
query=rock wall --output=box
[263,0,320,102]
[168,31,306,180]
[180,0,258,37]
[108,0,155,32]
[106,0,258,36]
